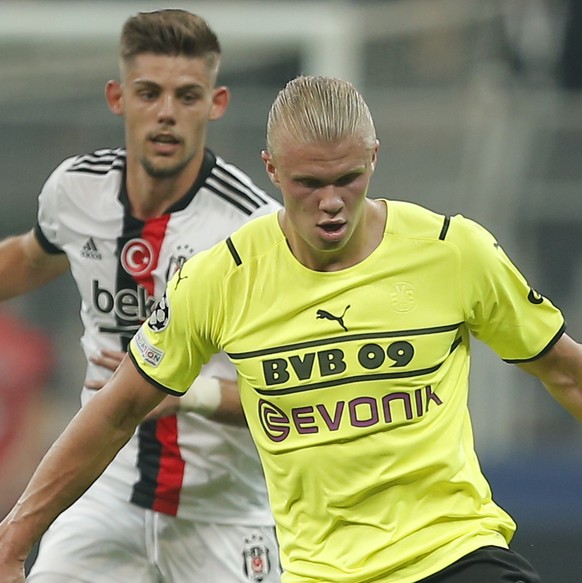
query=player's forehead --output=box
[122,52,215,87]
[276,135,373,173]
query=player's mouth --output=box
[150,134,181,155]
[317,221,347,241]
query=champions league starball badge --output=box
[242,532,270,581]
[147,293,170,332]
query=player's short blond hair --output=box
[266,75,377,157]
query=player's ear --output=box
[105,80,124,116]
[209,86,229,121]
[370,139,380,172]
[261,150,280,187]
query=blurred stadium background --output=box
[1,0,581,579]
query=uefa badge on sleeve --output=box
[242,532,270,581]
[147,293,170,332]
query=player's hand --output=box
[84,350,125,390]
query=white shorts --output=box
[27,486,281,583]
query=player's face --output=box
[263,135,379,270]
[108,53,228,179]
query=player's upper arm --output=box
[0,229,69,300]
[517,333,582,422]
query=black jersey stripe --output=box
[228,322,464,360]
[72,157,124,168]
[68,163,125,176]
[226,237,242,266]
[438,216,451,240]
[68,149,126,175]
[253,336,464,396]
[115,203,163,511]
[34,223,65,255]
[207,174,264,211]
[254,365,444,396]
[99,324,141,334]
[212,164,270,206]
[118,211,184,515]
[449,335,463,353]
[205,183,256,215]
[71,148,124,165]
[129,350,184,396]
[129,419,165,510]
[503,322,566,364]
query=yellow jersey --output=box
[130,200,565,582]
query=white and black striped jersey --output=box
[35,147,281,522]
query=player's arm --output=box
[164,376,245,426]
[140,378,245,426]
[0,230,69,300]
[0,355,165,581]
[518,333,582,423]
[87,350,245,426]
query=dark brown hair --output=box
[119,9,221,68]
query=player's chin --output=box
[143,158,187,180]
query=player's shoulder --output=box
[40,148,124,207]
[58,147,125,177]
[208,152,281,217]
[388,199,492,247]
[227,211,282,254]
[388,199,450,240]
[185,211,282,279]
[444,213,497,252]
[48,148,125,194]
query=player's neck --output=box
[285,199,387,272]
[125,157,202,221]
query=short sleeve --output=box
[35,158,75,253]
[129,246,225,395]
[450,215,565,362]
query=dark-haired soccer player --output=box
[0,9,280,583]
